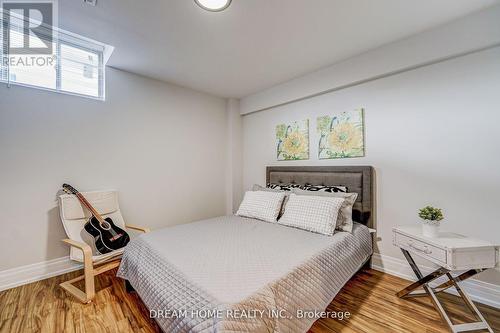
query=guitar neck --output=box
[75,192,105,223]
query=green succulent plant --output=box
[418,206,444,221]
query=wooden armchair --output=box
[58,190,149,303]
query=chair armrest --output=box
[125,224,150,233]
[62,239,93,260]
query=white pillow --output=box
[252,184,290,219]
[278,193,344,235]
[236,191,285,223]
[292,188,358,233]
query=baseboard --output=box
[0,257,82,292]
[371,253,500,309]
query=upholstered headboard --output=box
[266,166,374,227]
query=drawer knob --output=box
[409,242,432,255]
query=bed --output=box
[117,166,374,333]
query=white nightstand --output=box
[393,226,498,333]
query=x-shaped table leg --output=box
[397,249,493,333]
[433,269,484,293]
[396,265,449,298]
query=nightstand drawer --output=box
[394,232,447,264]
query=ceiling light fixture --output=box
[194,0,232,12]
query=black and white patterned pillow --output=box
[267,183,302,191]
[302,184,347,193]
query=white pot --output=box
[422,220,440,238]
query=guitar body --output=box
[84,216,130,254]
[62,184,131,254]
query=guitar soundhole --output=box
[101,221,111,230]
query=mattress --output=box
[117,215,372,333]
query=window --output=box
[60,43,101,97]
[1,10,113,100]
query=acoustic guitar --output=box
[62,184,130,254]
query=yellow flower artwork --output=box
[317,109,365,159]
[276,120,309,160]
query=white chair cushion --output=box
[92,248,124,264]
[60,190,119,220]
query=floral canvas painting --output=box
[276,120,309,160]
[317,109,365,159]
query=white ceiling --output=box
[59,0,498,98]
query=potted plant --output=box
[418,206,444,238]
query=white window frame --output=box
[0,7,113,100]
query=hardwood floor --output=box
[0,268,498,333]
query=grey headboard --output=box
[266,166,374,227]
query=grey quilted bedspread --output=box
[117,215,372,333]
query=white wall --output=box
[225,99,243,214]
[242,47,500,286]
[240,5,500,114]
[0,67,227,271]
